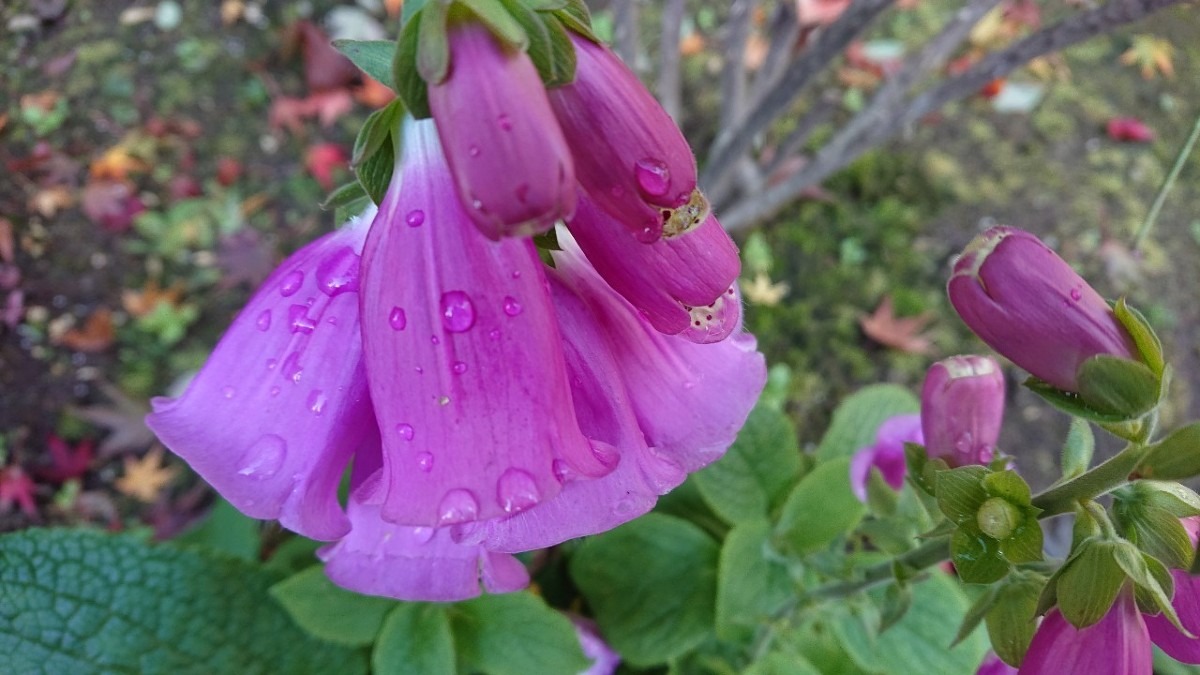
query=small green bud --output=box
[978,497,1023,540]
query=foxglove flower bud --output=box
[948,227,1137,392]
[849,414,923,502]
[921,355,1005,466]
[428,23,575,239]
[548,33,697,241]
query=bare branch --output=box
[612,0,641,66]
[657,0,687,121]
[718,0,1189,231]
[719,0,757,131]
[749,2,802,103]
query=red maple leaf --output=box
[34,435,95,483]
[0,465,37,517]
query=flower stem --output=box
[1132,111,1200,253]
[1031,443,1148,517]
[801,536,952,602]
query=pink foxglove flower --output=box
[978,652,1018,675]
[149,119,764,600]
[948,227,1137,392]
[571,616,621,675]
[921,355,1005,466]
[549,33,697,241]
[849,414,923,502]
[1019,591,1152,675]
[428,22,575,239]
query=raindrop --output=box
[497,468,541,514]
[438,395,451,406]
[954,432,974,456]
[279,270,304,297]
[265,358,277,370]
[307,389,327,415]
[416,452,434,472]
[1069,288,1082,301]
[238,434,287,479]
[488,329,501,340]
[452,361,468,375]
[411,526,435,543]
[396,423,415,441]
[314,246,361,296]
[255,310,271,331]
[437,489,479,525]
[634,158,671,196]
[511,270,521,279]
[221,386,236,399]
[388,306,407,331]
[502,296,523,317]
[440,291,476,332]
[281,352,303,383]
[552,459,574,483]
[497,114,512,131]
[406,209,425,227]
[468,145,481,157]
[288,304,316,334]
[269,386,281,397]
[430,335,440,345]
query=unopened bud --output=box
[978,497,1022,540]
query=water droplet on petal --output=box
[438,489,479,525]
[406,209,425,228]
[635,158,671,196]
[306,389,327,415]
[255,310,271,331]
[281,352,303,383]
[265,358,277,370]
[396,423,414,441]
[552,459,574,483]
[288,304,316,334]
[438,395,451,406]
[269,386,281,397]
[452,361,468,375]
[954,432,974,456]
[238,434,287,479]
[497,468,541,514]
[502,296,523,317]
[221,386,236,399]
[440,291,476,332]
[468,145,481,157]
[279,270,304,297]
[416,452,434,472]
[314,246,361,296]
[488,329,501,340]
[430,335,440,345]
[388,306,407,330]
[497,114,512,131]
[511,270,521,279]
[411,526,435,543]
[1069,287,1082,301]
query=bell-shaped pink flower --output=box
[849,414,923,502]
[548,33,697,241]
[566,191,741,343]
[358,119,610,528]
[1143,516,1200,663]
[948,227,1138,392]
[977,652,1018,675]
[571,616,621,675]
[921,355,1006,466]
[1019,591,1151,675]
[428,22,575,239]
[146,207,379,541]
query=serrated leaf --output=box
[570,514,718,667]
[694,406,801,525]
[715,520,793,642]
[1077,355,1161,419]
[815,385,919,461]
[449,593,589,675]
[0,529,365,674]
[1056,540,1126,628]
[269,566,396,646]
[951,527,1009,584]
[1138,423,1200,480]
[775,457,867,556]
[372,604,455,675]
[936,466,989,525]
[332,39,397,88]
[1061,418,1095,479]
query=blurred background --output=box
[0,0,1197,535]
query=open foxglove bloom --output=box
[428,22,575,239]
[921,355,1005,467]
[849,414,923,502]
[1018,591,1151,675]
[148,118,764,601]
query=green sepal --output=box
[322,181,368,211]
[1054,539,1126,628]
[878,582,913,634]
[950,527,1009,584]
[332,39,397,87]
[1137,423,1200,480]
[985,573,1044,668]
[500,0,577,87]
[458,0,530,49]
[1061,418,1095,480]
[998,515,1044,565]
[401,0,432,25]
[1118,504,1195,570]
[394,12,432,118]
[352,99,404,167]
[356,137,396,205]
[983,470,1033,507]
[1112,542,1190,635]
[1113,298,1165,378]
[522,0,569,9]
[416,1,451,83]
[1075,355,1161,420]
[936,466,989,525]
[1025,377,1140,425]
[550,0,599,42]
[904,442,947,497]
[952,584,1001,647]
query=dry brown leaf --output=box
[71,381,155,457]
[58,308,115,352]
[121,279,183,318]
[0,218,14,263]
[28,185,75,218]
[90,145,150,181]
[740,273,791,306]
[115,447,178,503]
[220,0,244,25]
[860,296,934,354]
[743,33,769,71]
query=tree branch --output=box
[612,0,641,66]
[657,0,687,122]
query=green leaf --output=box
[815,385,919,461]
[1076,355,1161,419]
[570,514,718,666]
[694,406,802,525]
[744,651,824,675]
[356,136,396,205]
[984,574,1043,667]
[551,0,598,42]
[352,100,403,167]
[1113,299,1165,377]
[0,529,365,674]
[878,582,913,634]
[323,181,369,211]
[1138,423,1200,480]
[1055,540,1126,628]
[175,498,260,560]
[1024,377,1135,424]
[332,39,396,87]
[775,457,867,556]
[394,15,431,119]
[373,604,455,675]
[715,520,793,642]
[458,0,529,49]
[401,0,431,25]
[449,593,589,675]
[269,566,396,647]
[416,0,450,83]
[1061,419,1095,479]
[1115,496,1196,570]
[951,527,1009,584]
[998,516,1044,565]
[936,466,989,525]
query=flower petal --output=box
[1019,598,1152,675]
[147,208,377,541]
[1145,570,1200,664]
[359,120,610,527]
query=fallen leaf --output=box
[42,50,77,77]
[34,435,95,483]
[90,144,150,181]
[1002,0,1041,29]
[220,0,245,25]
[860,296,934,354]
[293,20,361,93]
[354,76,396,109]
[70,381,155,456]
[740,273,791,306]
[305,142,349,190]
[1120,35,1175,80]
[3,290,23,328]
[0,218,15,263]
[81,180,145,232]
[216,228,276,290]
[0,465,38,517]
[269,90,355,133]
[28,185,75,217]
[58,308,115,352]
[679,32,705,57]
[115,447,178,503]
[743,33,768,70]
[122,279,184,318]
[119,6,156,25]
[216,156,243,186]
[796,0,851,27]
[1107,117,1155,143]
[385,0,403,16]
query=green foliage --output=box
[776,457,867,556]
[715,520,793,642]
[175,498,261,560]
[695,405,802,525]
[815,385,920,461]
[373,604,456,675]
[270,566,396,647]
[0,529,365,674]
[449,593,590,675]
[332,39,396,88]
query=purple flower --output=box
[948,226,1137,392]
[549,33,697,242]
[1018,591,1152,675]
[849,414,923,502]
[978,652,1018,675]
[570,616,621,675]
[148,118,764,600]
[921,355,1005,467]
[566,191,741,343]
[428,22,575,239]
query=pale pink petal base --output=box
[1145,571,1200,664]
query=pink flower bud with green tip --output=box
[849,414,923,502]
[428,22,575,239]
[921,355,1006,467]
[548,33,697,242]
[948,226,1138,392]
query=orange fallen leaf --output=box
[115,447,178,503]
[385,0,403,17]
[121,280,184,318]
[860,296,934,354]
[20,91,60,115]
[0,218,15,263]
[58,308,116,352]
[743,33,769,70]
[90,145,150,181]
[740,273,791,306]
[354,76,396,109]
[1120,35,1175,80]
[28,185,75,218]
